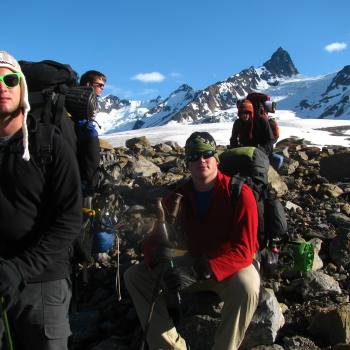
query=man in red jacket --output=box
[124,132,260,350]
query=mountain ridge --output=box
[97,48,350,134]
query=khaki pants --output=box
[124,261,260,350]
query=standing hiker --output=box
[0,51,82,349]
[124,131,260,350]
[230,99,275,155]
[229,97,283,170]
[77,70,107,201]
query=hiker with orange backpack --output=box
[229,93,283,170]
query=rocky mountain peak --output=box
[99,94,131,113]
[263,47,299,77]
[173,84,194,94]
[325,65,350,94]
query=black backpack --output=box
[219,146,287,248]
[19,60,99,264]
[19,60,98,152]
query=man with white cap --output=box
[0,51,82,349]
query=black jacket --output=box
[230,116,275,155]
[0,121,82,283]
[75,120,100,197]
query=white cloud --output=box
[324,42,347,53]
[131,72,165,83]
[170,72,182,78]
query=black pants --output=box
[0,279,71,350]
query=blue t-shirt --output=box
[193,189,213,221]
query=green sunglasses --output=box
[0,72,22,88]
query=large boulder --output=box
[241,288,285,349]
[320,152,350,182]
[309,303,350,345]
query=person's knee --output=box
[233,266,260,301]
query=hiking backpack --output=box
[219,146,287,248]
[19,60,98,152]
[19,60,99,263]
[242,92,280,142]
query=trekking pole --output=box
[155,196,183,311]
[140,195,183,350]
[0,297,14,350]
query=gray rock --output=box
[280,159,300,176]
[268,166,289,196]
[241,288,285,349]
[282,335,320,349]
[123,159,161,178]
[291,271,342,299]
[125,136,151,149]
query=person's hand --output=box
[162,257,213,291]
[0,259,24,309]
[148,237,176,268]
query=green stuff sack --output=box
[282,239,314,272]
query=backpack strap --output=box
[230,175,269,249]
[229,175,247,204]
[31,123,56,177]
[52,93,66,127]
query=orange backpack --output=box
[245,92,280,142]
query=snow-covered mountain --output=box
[96,47,350,135]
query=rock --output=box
[154,142,173,153]
[285,201,302,212]
[291,271,342,299]
[309,303,350,345]
[99,138,115,150]
[282,335,320,349]
[125,136,151,149]
[329,213,350,229]
[280,159,300,176]
[309,238,324,271]
[268,166,289,196]
[320,152,350,182]
[329,229,350,268]
[275,137,307,150]
[241,288,285,349]
[318,183,344,198]
[123,159,161,178]
[340,202,350,216]
[296,151,309,161]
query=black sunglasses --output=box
[186,150,215,162]
[92,82,105,88]
[0,72,22,88]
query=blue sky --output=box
[3,0,349,100]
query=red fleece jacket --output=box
[145,170,259,282]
